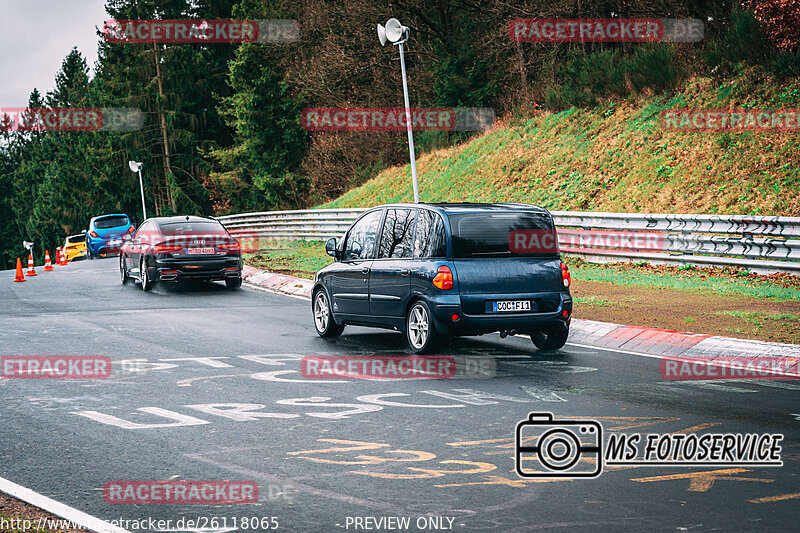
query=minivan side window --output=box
[343,210,383,261]
[414,209,447,258]
[378,209,416,259]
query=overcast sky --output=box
[1,0,108,106]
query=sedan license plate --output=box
[492,300,532,312]
[187,247,215,255]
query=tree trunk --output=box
[152,42,176,212]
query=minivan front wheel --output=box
[531,326,569,351]
[406,300,441,354]
[313,289,343,337]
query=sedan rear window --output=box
[158,221,227,235]
[94,215,129,229]
[449,212,557,258]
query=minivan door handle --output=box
[361,266,370,274]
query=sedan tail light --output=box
[561,261,571,288]
[154,243,183,253]
[217,242,241,252]
[432,265,454,290]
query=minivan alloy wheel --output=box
[408,303,429,349]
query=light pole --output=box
[128,160,147,221]
[377,18,419,203]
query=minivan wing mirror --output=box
[325,237,338,259]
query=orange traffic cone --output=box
[56,248,63,266]
[43,250,54,271]
[13,258,25,282]
[60,248,68,266]
[26,253,37,276]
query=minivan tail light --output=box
[561,262,571,288]
[154,243,183,253]
[432,265,454,290]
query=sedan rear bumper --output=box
[154,256,242,282]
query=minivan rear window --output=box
[94,215,129,229]
[449,211,557,258]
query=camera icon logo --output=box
[515,412,603,478]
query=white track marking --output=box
[0,475,129,533]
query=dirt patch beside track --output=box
[571,280,800,344]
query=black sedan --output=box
[120,215,242,291]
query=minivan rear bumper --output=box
[429,293,572,336]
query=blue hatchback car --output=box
[312,203,573,353]
[85,214,136,259]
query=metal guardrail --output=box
[216,208,800,275]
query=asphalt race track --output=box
[1,259,799,532]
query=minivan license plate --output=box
[492,300,532,312]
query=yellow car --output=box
[63,234,87,262]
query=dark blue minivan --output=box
[312,203,572,353]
